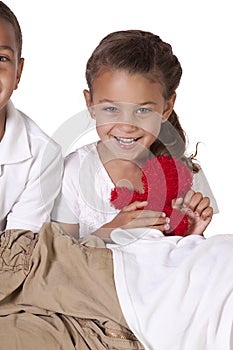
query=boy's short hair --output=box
[0,1,22,59]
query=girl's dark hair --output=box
[86,30,199,172]
[0,1,22,60]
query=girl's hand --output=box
[94,201,170,239]
[172,189,213,236]
[116,201,170,231]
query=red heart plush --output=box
[110,156,193,236]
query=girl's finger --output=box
[200,206,213,220]
[186,192,203,212]
[122,201,148,212]
[171,197,184,210]
[194,196,210,215]
[183,189,195,207]
[135,210,166,218]
[135,216,169,228]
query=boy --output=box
[0,2,63,232]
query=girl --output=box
[52,30,218,240]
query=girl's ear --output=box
[83,89,91,107]
[83,89,96,119]
[14,58,24,90]
[162,92,176,123]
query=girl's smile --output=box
[114,136,141,148]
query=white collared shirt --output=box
[0,101,63,232]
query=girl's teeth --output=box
[115,137,138,145]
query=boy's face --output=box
[84,70,175,161]
[0,19,24,120]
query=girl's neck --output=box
[106,159,144,192]
[97,142,146,192]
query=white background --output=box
[4,0,232,237]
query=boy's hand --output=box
[172,190,213,236]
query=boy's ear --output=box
[14,58,24,90]
[162,92,176,123]
[83,89,95,119]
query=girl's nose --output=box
[115,120,138,132]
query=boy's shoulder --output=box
[7,101,61,152]
[18,110,59,148]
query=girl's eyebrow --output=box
[97,99,158,105]
[139,101,158,106]
[98,99,116,104]
[0,45,15,53]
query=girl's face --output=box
[84,70,175,161]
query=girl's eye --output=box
[104,106,119,113]
[136,107,152,115]
[0,56,9,62]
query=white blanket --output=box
[107,229,233,350]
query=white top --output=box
[107,228,233,350]
[0,101,63,232]
[52,142,218,238]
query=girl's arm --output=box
[93,201,170,240]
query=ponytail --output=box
[150,110,199,173]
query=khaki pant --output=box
[0,223,144,350]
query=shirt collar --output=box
[0,100,32,167]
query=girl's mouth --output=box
[114,136,141,146]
